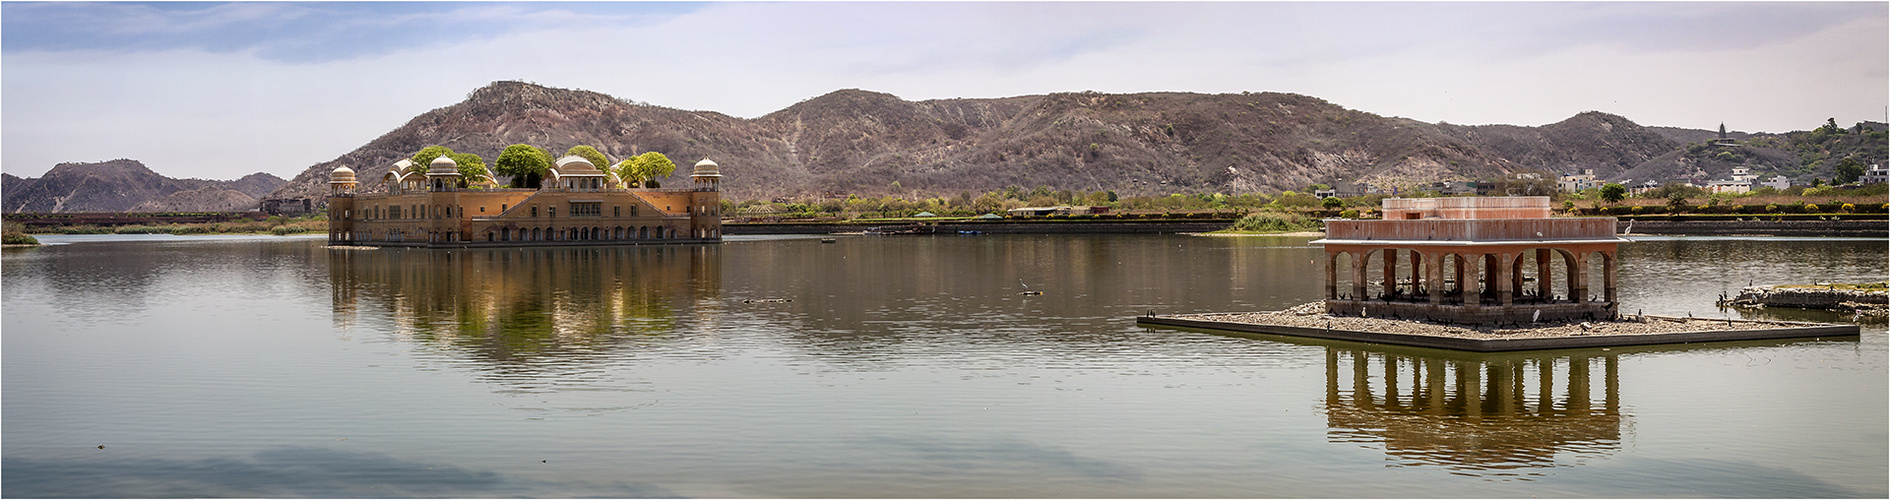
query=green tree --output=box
[495,144,551,188]
[566,145,610,171]
[637,152,675,187]
[408,146,456,174]
[449,152,489,187]
[1666,191,1689,213]
[1834,157,1866,184]
[614,151,678,188]
[1599,183,1626,204]
[1321,196,1343,209]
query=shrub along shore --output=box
[18,215,326,236]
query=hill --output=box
[2,159,285,213]
[264,81,1720,204]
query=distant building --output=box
[1335,181,1374,197]
[1431,181,1477,196]
[1863,164,1888,185]
[1558,170,1597,192]
[262,197,314,216]
[326,155,724,247]
[1628,179,1662,196]
[1705,179,1751,194]
[1313,188,1339,199]
[1759,175,1792,191]
[1710,123,1738,146]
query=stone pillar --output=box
[1459,254,1478,306]
[1570,252,1590,304]
[1411,250,1424,300]
[1511,252,1526,302]
[1496,253,1516,306]
[1383,249,1400,299]
[1560,250,1581,303]
[1350,251,1368,301]
[1602,251,1618,304]
[1426,252,1445,305]
[1324,250,1338,300]
[1536,248,1552,299]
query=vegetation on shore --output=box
[1216,212,1323,234]
[1572,182,1886,216]
[721,180,1886,223]
[3,221,39,245]
[25,215,326,236]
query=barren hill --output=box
[3,159,284,213]
[260,81,1713,203]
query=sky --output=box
[3,1,1885,181]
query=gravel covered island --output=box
[1170,302,1838,341]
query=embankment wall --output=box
[1617,219,1886,237]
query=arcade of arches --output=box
[1313,197,1627,325]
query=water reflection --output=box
[1322,346,1621,477]
[328,245,721,368]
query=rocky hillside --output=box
[263,81,1721,204]
[2,159,284,213]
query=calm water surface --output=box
[4,233,1885,497]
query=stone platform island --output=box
[1142,196,1860,351]
[1138,302,1860,352]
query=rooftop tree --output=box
[495,144,551,188]
[615,151,677,188]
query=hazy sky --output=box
[4,2,1885,180]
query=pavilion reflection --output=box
[1322,345,1622,476]
[328,245,721,366]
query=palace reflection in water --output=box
[1322,345,1622,476]
[328,245,722,367]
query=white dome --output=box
[692,158,721,177]
[428,154,459,175]
[555,155,600,172]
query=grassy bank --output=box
[2,221,39,245]
[1211,212,1323,234]
[28,216,327,236]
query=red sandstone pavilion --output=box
[1311,197,1628,324]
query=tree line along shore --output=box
[3,181,1883,242]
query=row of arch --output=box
[333,225,722,244]
[485,225,721,242]
[1324,246,1618,307]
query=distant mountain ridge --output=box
[13,81,1877,212]
[2,159,284,213]
[275,82,1761,203]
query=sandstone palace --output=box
[325,154,723,247]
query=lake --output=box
[4,233,1885,497]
